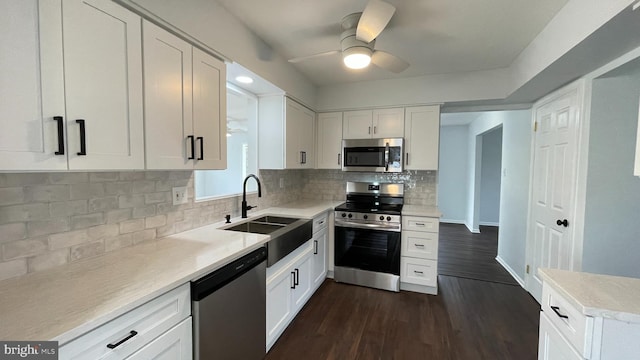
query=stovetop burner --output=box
[334,182,405,223]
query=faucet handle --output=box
[246,205,257,211]
[225,214,231,223]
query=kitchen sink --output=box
[222,215,312,266]
[224,221,285,234]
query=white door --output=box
[266,268,294,351]
[372,108,404,138]
[285,99,304,168]
[125,318,193,360]
[0,0,67,170]
[404,105,440,170]
[143,20,193,170]
[292,252,313,310]
[316,112,343,169]
[343,110,373,139]
[193,47,226,170]
[311,230,327,289]
[526,84,581,301]
[63,0,144,170]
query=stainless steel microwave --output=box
[342,138,404,172]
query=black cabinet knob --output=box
[556,219,569,227]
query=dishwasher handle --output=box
[191,246,267,301]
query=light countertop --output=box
[539,268,640,323]
[0,200,336,344]
[402,205,442,218]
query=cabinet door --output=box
[298,106,315,169]
[126,317,192,360]
[343,110,373,139]
[266,267,294,350]
[292,251,313,311]
[538,312,582,360]
[373,108,404,138]
[316,112,343,169]
[311,230,328,289]
[0,0,66,170]
[404,105,440,170]
[63,0,144,170]
[193,48,226,170]
[285,99,305,168]
[143,21,192,170]
[635,95,640,177]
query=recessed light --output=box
[235,76,254,84]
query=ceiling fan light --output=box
[343,47,372,69]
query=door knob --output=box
[556,219,569,227]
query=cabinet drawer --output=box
[402,216,439,233]
[313,212,328,234]
[59,283,191,360]
[541,283,593,359]
[539,311,582,360]
[401,231,438,260]
[400,257,437,287]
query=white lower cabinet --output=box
[125,317,192,360]
[539,312,582,360]
[311,212,329,290]
[266,244,313,351]
[400,215,439,294]
[59,283,191,360]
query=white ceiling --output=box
[216,0,570,86]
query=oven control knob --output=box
[341,213,346,218]
[379,216,384,221]
[387,216,392,221]
[348,213,353,218]
[363,214,368,220]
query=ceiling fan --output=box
[288,0,409,73]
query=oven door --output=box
[334,222,401,275]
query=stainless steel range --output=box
[334,182,404,292]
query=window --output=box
[195,84,258,200]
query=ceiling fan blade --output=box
[371,51,409,73]
[288,50,340,63]
[356,0,396,43]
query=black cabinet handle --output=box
[106,330,138,349]
[76,119,86,156]
[54,116,64,155]
[187,135,195,160]
[294,268,299,286]
[550,306,569,319]
[414,270,424,275]
[405,152,409,165]
[197,136,204,160]
[291,271,296,289]
[313,240,318,255]
[556,219,569,227]
[300,151,304,164]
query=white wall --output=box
[479,127,503,225]
[582,68,640,278]
[438,126,469,223]
[124,0,317,107]
[496,111,533,282]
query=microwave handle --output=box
[384,142,389,171]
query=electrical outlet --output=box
[172,186,188,205]
[279,178,284,189]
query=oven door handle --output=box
[335,220,400,232]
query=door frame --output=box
[524,79,586,298]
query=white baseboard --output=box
[479,221,499,227]
[465,222,480,233]
[495,255,525,288]
[440,219,466,224]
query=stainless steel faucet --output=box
[242,174,262,218]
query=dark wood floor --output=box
[265,224,539,359]
[438,224,519,285]
[266,277,540,360]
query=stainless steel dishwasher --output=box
[191,246,267,360]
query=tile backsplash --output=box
[0,168,435,280]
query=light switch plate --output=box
[172,186,188,205]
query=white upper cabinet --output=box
[635,96,640,177]
[63,0,144,170]
[0,0,143,171]
[259,96,315,169]
[0,0,66,171]
[404,105,440,170]
[143,21,226,170]
[343,108,404,139]
[316,112,343,169]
